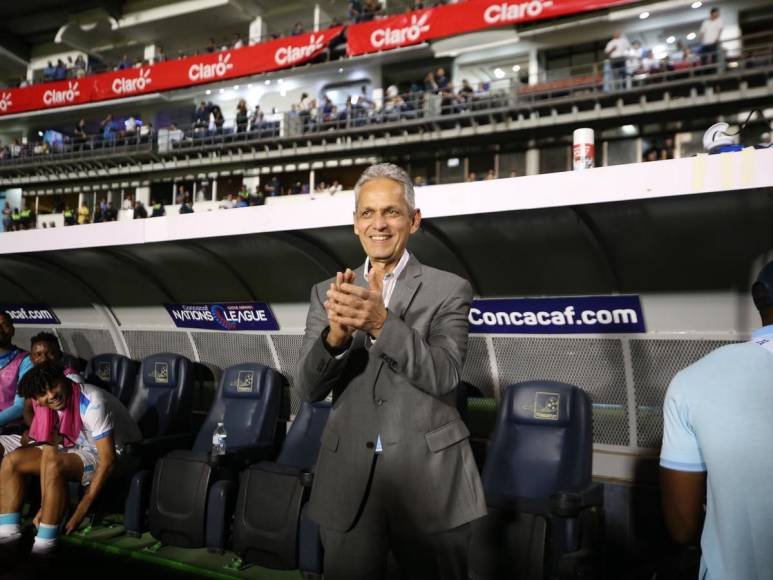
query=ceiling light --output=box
[687,32,696,41]
[493,67,505,79]
[639,11,649,19]
[233,85,239,90]
[338,67,344,73]
[666,36,676,44]
[219,88,224,94]
[691,1,702,8]
[264,79,271,85]
[205,89,211,95]
[512,64,521,72]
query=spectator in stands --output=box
[54,59,67,81]
[327,179,343,195]
[424,71,439,94]
[206,38,216,53]
[63,205,75,226]
[292,21,305,36]
[251,186,265,206]
[105,201,118,222]
[660,260,773,580]
[218,194,235,210]
[116,53,131,71]
[73,55,87,78]
[485,169,497,180]
[9,209,20,231]
[193,101,209,132]
[383,85,404,122]
[150,199,165,217]
[124,115,138,139]
[0,364,142,554]
[233,33,244,49]
[0,312,33,435]
[249,105,263,132]
[466,172,478,182]
[73,118,87,149]
[457,79,474,111]
[509,169,518,178]
[211,105,225,133]
[101,114,116,142]
[296,163,485,580]
[179,199,194,214]
[236,99,249,133]
[168,123,184,144]
[627,40,645,75]
[347,0,363,23]
[237,183,250,206]
[122,194,133,211]
[265,175,281,196]
[699,7,723,68]
[435,67,449,91]
[133,200,147,219]
[2,202,10,232]
[605,31,631,90]
[77,202,90,225]
[154,47,167,64]
[42,61,55,82]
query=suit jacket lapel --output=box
[387,254,423,320]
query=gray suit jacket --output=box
[295,254,487,534]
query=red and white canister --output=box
[573,128,595,170]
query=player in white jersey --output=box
[0,364,141,555]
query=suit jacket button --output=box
[366,441,374,449]
[376,399,385,406]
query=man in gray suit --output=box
[296,163,486,579]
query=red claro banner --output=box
[347,0,637,56]
[0,27,344,117]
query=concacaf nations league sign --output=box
[165,303,279,332]
[0,304,60,325]
[469,295,645,334]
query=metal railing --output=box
[2,32,771,171]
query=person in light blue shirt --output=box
[660,261,773,580]
[0,312,33,431]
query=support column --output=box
[526,144,539,176]
[135,186,150,206]
[528,47,540,86]
[313,4,321,32]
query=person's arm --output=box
[65,434,116,534]
[0,395,24,426]
[659,373,707,544]
[660,468,706,543]
[295,281,354,403]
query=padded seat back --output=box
[191,363,284,454]
[62,352,87,374]
[85,353,140,406]
[232,401,331,567]
[128,353,194,438]
[483,380,593,506]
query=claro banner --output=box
[0,27,344,117]
[347,0,637,56]
[468,296,646,334]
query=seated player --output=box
[0,312,33,436]
[0,332,81,459]
[0,364,141,554]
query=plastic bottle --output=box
[211,422,227,457]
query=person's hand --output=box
[20,430,31,447]
[324,269,356,347]
[65,500,91,535]
[327,272,388,337]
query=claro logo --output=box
[112,68,152,94]
[483,0,551,24]
[275,34,325,66]
[43,81,80,106]
[371,13,430,49]
[0,92,12,112]
[188,53,234,82]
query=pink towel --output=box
[29,378,82,448]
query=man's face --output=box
[30,341,61,366]
[35,380,69,411]
[0,315,14,348]
[354,177,420,267]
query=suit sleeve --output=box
[369,277,471,398]
[294,282,351,403]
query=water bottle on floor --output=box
[211,421,227,458]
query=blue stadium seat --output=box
[469,381,604,580]
[85,353,140,406]
[231,401,331,574]
[62,352,87,374]
[143,363,285,549]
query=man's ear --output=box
[410,209,422,234]
[353,212,359,236]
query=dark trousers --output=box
[320,454,471,580]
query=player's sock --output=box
[0,513,21,540]
[31,523,58,554]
